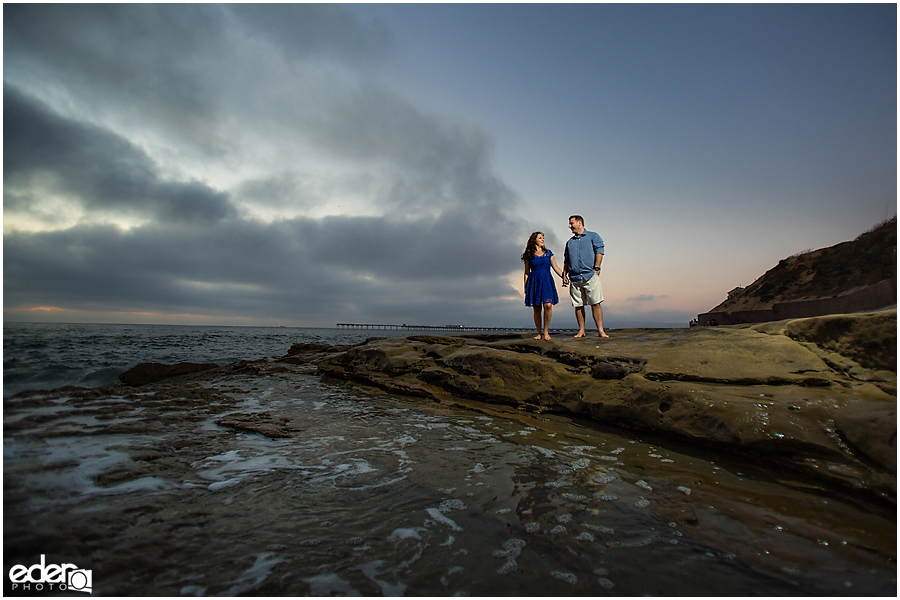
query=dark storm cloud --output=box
[3,4,532,325]
[229,4,393,64]
[4,4,229,141]
[308,85,517,216]
[4,213,523,324]
[300,211,519,280]
[3,4,394,144]
[4,3,515,217]
[4,85,236,223]
[234,173,313,210]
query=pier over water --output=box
[336,323,536,333]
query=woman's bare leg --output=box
[543,303,553,340]
[532,306,542,339]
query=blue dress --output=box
[525,251,559,306]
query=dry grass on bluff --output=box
[713,216,896,311]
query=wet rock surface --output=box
[317,311,897,507]
[118,361,219,386]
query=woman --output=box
[522,231,564,340]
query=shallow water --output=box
[2,322,411,397]
[4,370,895,596]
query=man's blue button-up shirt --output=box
[564,230,605,284]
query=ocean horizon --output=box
[2,322,407,398]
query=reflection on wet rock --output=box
[597,576,616,590]
[550,570,578,584]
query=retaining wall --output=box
[697,278,897,326]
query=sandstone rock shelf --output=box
[306,310,896,508]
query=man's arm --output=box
[592,233,605,273]
[591,232,605,256]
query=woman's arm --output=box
[523,260,530,289]
[550,256,564,278]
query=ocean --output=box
[2,322,412,398]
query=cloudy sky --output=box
[4,4,896,329]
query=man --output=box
[562,215,608,338]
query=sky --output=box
[3,3,897,329]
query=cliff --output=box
[710,217,896,313]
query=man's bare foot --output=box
[574,331,586,338]
[543,333,552,341]
[598,331,609,338]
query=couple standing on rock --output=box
[522,215,608,341]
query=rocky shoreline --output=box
[33,309,894,511]
[295,310,895,510]
[4,310,895,594]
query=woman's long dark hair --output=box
[521,231,547,262]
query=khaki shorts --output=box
[569,274,604,307]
